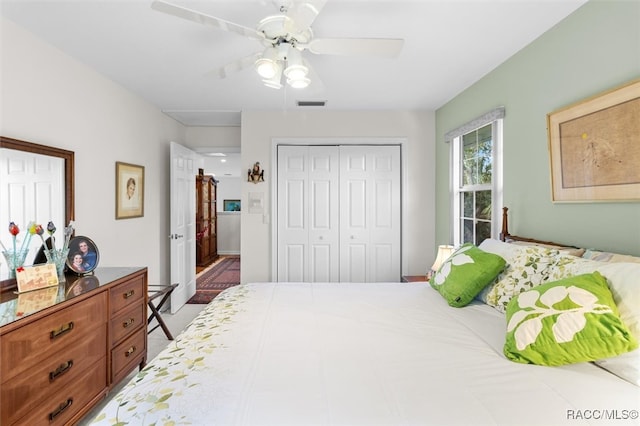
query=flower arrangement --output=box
[1,220,75,278]
[35,220,75,278]
[1,221,35,276]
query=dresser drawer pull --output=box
[123,318,135,328]
[125,346,137,357]
[123,289,135,299]
[49,398,73,422]
[50,322,74,340]
[49,360,74,382]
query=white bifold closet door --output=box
[277,144,400,283]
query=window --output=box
[447,108,503,246]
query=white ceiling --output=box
[1,0,588,127]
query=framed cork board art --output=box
[548,79,640,202]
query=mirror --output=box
[0,136,74,284]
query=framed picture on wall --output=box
[224,199,241,211]
[547,79,640,202]
[116,161,145,219]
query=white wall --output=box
[216,176,241,212]
[185,126,240,150]
[240,110,435,284]
[217,213,240,255]
[1,18,437,287]
[1,18,185,285]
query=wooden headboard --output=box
[499,206,579,248]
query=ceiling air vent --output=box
[297,100,327,107]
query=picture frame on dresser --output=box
[547,79,640,202]
[115,161,145,219]
[66,236,100,274]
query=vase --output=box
[44,248,70,282]
[2,249,30,278]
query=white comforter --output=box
[91,282,639,425]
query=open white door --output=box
[169,142,198,313]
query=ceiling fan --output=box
[151,0,404,90]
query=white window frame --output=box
[446,108,503,246]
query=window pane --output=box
[477,124,492,184]
[478,147,492,184]
[476,221,491,245]
[463,219,474,244]
[462,159,477,186]
[476,190,492,220]
[462,192,473,217]
[462,132,477,185]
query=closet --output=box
[195,173,218,267]
[277,145,401,282]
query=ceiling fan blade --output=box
[205,52,262,79]
[284,0,327,35]
[302,59,325,92]
[151,0,264,41]
[307,38,404,57]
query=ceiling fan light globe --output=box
[255,58,279,79]
[284,64,308,80]
[287,76,311,89]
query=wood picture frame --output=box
[116,161,145,219]
[547,79,640,202]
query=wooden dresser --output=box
[0,267,147,426]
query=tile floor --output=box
[78,302,206,424]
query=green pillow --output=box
[504,272,638,366]
[430,243,506,307]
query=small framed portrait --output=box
[116,161,145,219]
[66,236,100,274]
[224,199,241,211]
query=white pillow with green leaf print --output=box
[504,272,638,366]
[480,245,559,313]
[429,243,506,308]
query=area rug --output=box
[187,256,240,304]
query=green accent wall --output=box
[435,0,640,256]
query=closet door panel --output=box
[278,146,339,282]
[369,146,401,281]
[278,147,309,281]
[340,145,401,282]
[308,146,339,282]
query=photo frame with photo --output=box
[66,236,100,274]
[116,161,145,219]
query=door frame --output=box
[270,137,409,281]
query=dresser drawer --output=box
[111,327,146,384]
[1,291,107,382]
[110,302,145,345]
[1,324,107,425]
[13,356,107,426]
[109,274,145,315]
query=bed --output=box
[90,211,640,425]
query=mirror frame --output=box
[0,136,75,225]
